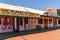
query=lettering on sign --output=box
[0,8,40,17]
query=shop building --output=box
[0,3,45,33]
[0,3,60,33]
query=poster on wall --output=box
[1,17,12,30]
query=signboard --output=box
[0,8,11,15]
[19,13,40,18]
[44,7,57,17]
[0,8,40,18]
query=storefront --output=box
[40,15,53,29]
[0,5,60,33]
[0,8,40,33]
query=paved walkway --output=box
[0,28,60,40]
[5,29,60,40]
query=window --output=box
[38,18,43,24]
[58,20,60,24]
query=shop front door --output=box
[44,19,48,29]
[13,17,19,32]
[16,18,19,31]
[24,18,28,30]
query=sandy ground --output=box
[5,29,60,40]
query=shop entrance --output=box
[13,17,28,31]
[16,18,19,31]
[44,19,48,29]
[13,17,19,32]
[53,18,57,28]
[24,18,28,30]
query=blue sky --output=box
[0,0,59,10]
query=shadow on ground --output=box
[0,27,60,40]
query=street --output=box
[5,29,60,40]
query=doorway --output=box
[13,17,19,32]
[44,19,48,29]
[16,18,19,31]
[24,18,28,30]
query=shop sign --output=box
[0,8,40,17]
[44,8,57,17]
[0,8,11,15]
[18,12,40,17]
